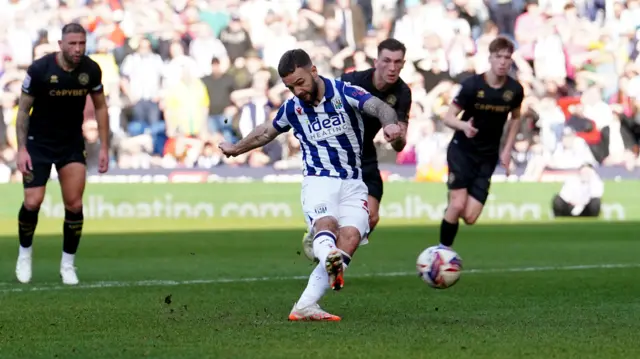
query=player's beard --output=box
[62,50,82,66]
[301,79,319,106]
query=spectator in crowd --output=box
[0,0,640,184]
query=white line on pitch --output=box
[1,263,638,294]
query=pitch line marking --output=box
[1,263,638,294]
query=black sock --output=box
[341,253,352,267]
[63,209,84,255]
[440,219,459,247]
[18,204,40,248]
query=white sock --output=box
[296,263,330,308]
[313,231,337,264]
[19,246,32,258]
[61,252,75,266]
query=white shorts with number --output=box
[301,176,370,242]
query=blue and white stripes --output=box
[272,77,372,180]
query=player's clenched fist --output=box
[17,147,32,175]
[462,118,478,138]
[219,142,237,157]
[383,123,401,142]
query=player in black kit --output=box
[15,23,110,285]
[439,36,524,248]
[302,39,412,261]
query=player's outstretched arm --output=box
[220,122,280,157]
[15,93,35,150]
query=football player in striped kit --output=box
[219,49,401,321]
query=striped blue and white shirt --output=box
[272,76,372,180]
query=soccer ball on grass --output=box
[416,245,463,289]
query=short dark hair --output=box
[488,36,515,54]
[61,23,87,36]
[377,38,406,57]
[277,49,312,78]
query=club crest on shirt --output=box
[502,90,513,102]
[385,95,396,106]
[50,75,58,83]
[78,73,89,86]
[332,98,343,110]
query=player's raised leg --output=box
[335,178,371,275]
[461,161,494,225]
[57,161,87,285]
[462,196,484,225]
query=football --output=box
[416,245,463,289]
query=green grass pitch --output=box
[0,218,639,358]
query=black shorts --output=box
[446,143,497,205]
[362,163,383,202]
[24,142,86,188]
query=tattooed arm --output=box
[221,121,281,157]
[220,103,292,157]
[16,94,35,150]
[361,96,398,127]
[343,84,400,141]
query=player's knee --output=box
[313,216,339,235]
[463,193,486,225]
[23,190,45,210]
[446,190,467,217]
[447,199,466,218]
[462,212,480,225]
[63,200,83,214]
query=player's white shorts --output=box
[301,176,370,241]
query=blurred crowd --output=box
[1,0,640,183]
